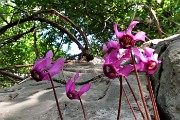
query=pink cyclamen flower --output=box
[103,40,120,54]
[134,47,161,74]
[103,49,133,79]
[114,21,146,49]
[30,50,65,81]
[66,72,91,100]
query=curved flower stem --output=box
[130,52,151,120]
[122,85,137,120]
[146,72,160,120]
[117,76,123,120]
[78,95,87,120]
[125,77,145,120]
[47,73,63,120]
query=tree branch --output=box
[0,25,36,46]
[0,64,33,71]
[0,15,9,24]
[54,34,63,57]
[0,9,93,61]
[34,17,85,51]
[143,5,163,38]
[0,9,89,49]
[0,70,24,80]
[33,28,40,59]
[0,9,88,52]
[47,9,89,50]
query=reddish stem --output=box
[48,73,63,120]
[146,72,160,120]
[117,76,123,120]
[131,52,151,120]
[122,85,137,120]
[125,77,145,120]
[78,95,87,120]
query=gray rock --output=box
[151,34,180,120]
[141,34,180,50]
[0,62,153,120]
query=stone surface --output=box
[141,34,180,50]
[0,59,152,120]
[150,34,180,120]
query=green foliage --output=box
[0,0,179,87]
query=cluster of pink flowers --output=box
[30,21,161,120]
[30,50,65,81]
[103,21,161,79]
[103,21,161,120]
[31,50,91,100]
[31,50,91,119]
[66,72,91,100]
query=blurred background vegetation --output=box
[0,0,179,88]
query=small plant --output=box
[102,21,160,120]
[31,50,65,120]
[66,72,91,120]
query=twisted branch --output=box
[0,9,89,51]
[0,25,36,47]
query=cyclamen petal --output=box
[126,21,139,35]
[34,58,44,67]
[108,40,119,48]
[42,58,65,80]
[47,58,65,76]
[114,24,125,39]
[104,50,118,63]
[69,82,76,93]
[136,62,145,71]
[78,84,91,97]
[133,31,146,42]
[134,48,148,63]
[34,58,52,72]
[103,44,108,53]
[144,47,155,57]
[74,72,79,82]
[34,50,53,67]
[118,65,134,78]
[45,50,53,58]
[103,40,120,54]
[132,48,140,56]
[66,79,73,93]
